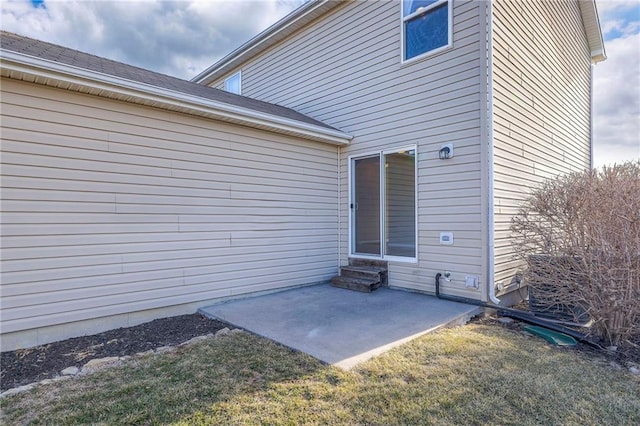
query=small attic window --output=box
[224,71,241,95]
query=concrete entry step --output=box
[331,276,380,292]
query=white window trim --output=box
[348,146,418,264]
[224,70,242,95]
[400,0,453,64]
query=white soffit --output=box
[578,0,607,63]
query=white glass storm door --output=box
[350,148,416,260]
[352,155,382,256]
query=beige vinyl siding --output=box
[0,78,339,350]
[491,0,592,290]
[212,0,487,299]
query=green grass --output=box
[1,325,639,425]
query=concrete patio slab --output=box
[200,284,481,369]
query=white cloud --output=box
[0,0,303,79]
[593,32,640,167]
[601,18,640,38]
[597,0,640,39]
[597,0,639,14]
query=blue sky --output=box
[599,0,639,39]
[2,0,639,167]
[592,0,640,166]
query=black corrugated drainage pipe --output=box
[434,273,602,348]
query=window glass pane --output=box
[384,150,416,258]
[404,2,448,60]
[403,0,439,17]
[225,72,241,94]
[354,156,381,256]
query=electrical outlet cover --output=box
[439,232,454,245]
[465,275,478,288]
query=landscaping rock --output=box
[81,356,120,373]
[629,366,640,375]
[497,317,514,324]
[61,366,80,376]
[230,328,244,334]
[136,350,155,357]
[1,383,35,398]
[179,335,209,347]
[154,346,173,354]
[215,327,231,337]
[608,361,623,370]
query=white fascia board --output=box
[192,0,333,85]
[579,0,607,64]
[0,49,353,145]
[590,48,606,64]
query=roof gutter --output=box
[0,49,353,146]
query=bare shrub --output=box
[511,161,640,346]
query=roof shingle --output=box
[0,31,337,131]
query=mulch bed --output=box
[1,314,228,392]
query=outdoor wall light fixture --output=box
[439,143,454,159]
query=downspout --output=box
[337,146,341,270]
[589,66,594,169]
[487,0,500,304]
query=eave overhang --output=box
[0,49,353,146]
[579,0,607,63]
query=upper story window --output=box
[402,0,452,62]
[224,71,242,95]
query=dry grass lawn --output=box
[1,324,638,425]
